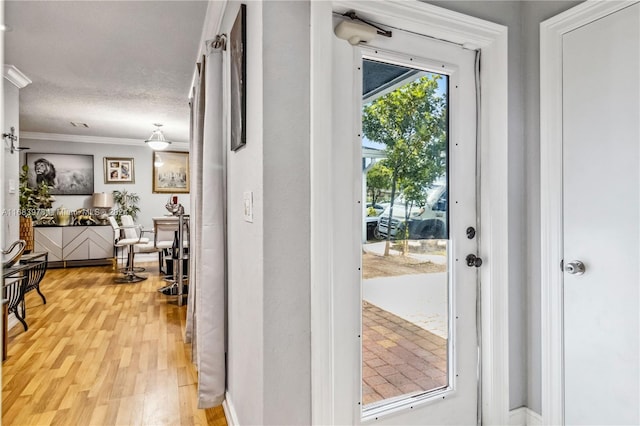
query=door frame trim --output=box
[310,1,509,424]
[539,2,639,424]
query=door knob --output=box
[564,260,585,275]
[466,254,483,268]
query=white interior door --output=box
[562,4,640,424]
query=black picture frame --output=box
[25,153,94,195]
[230,4,247,151]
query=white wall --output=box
[225,1,265,425]
[225,1,311,425]
[262,2,311,424]
[18,138,189,230]
[3,82,20,247]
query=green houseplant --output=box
[112,189,140,223]
[19,165,54,251]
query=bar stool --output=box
[108,216,148,283]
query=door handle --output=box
[466,254,482,268]
[564,260,585,275]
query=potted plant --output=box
[112,189,140,223]
[19,165,54,251]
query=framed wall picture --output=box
[230,4,247,151]
[152,151,190,194]
[104,157,135,184]
[25,153,94,195]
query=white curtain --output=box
[186,44,226,408]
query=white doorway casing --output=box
[310,1,509,424]
[541,1,640,424]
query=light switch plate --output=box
[243,191,253,223]
[8,179,16,194]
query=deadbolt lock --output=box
[466,227,476,239]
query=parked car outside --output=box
[365,203,385,239]
[366,203,385,217]
[374,184,447,240]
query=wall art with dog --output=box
[25,153,94,195]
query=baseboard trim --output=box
[527,408,543,426]
[224,398,541,426]
[509,407,543,426]
[223,392,239,426]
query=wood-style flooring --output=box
[2,261,227,426]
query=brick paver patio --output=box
[362,301,448,406]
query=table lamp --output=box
[93,192,114,224]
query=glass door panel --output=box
[361,58,450,410]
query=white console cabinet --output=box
[34,225,114,267]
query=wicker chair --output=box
[2,251,48,331]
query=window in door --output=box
[361,57,450,412]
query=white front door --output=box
[332,15,480,424]
[562,3,640,424]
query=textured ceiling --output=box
[4,0,209,143]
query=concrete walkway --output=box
[363,272,448,339]
[362,241,449,339]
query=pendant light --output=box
[145,123,171,150]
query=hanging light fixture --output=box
[145,123,172,150]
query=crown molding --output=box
[21,132,189,150]
[3,65,32,89]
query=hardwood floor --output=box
[2,261,227,426]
